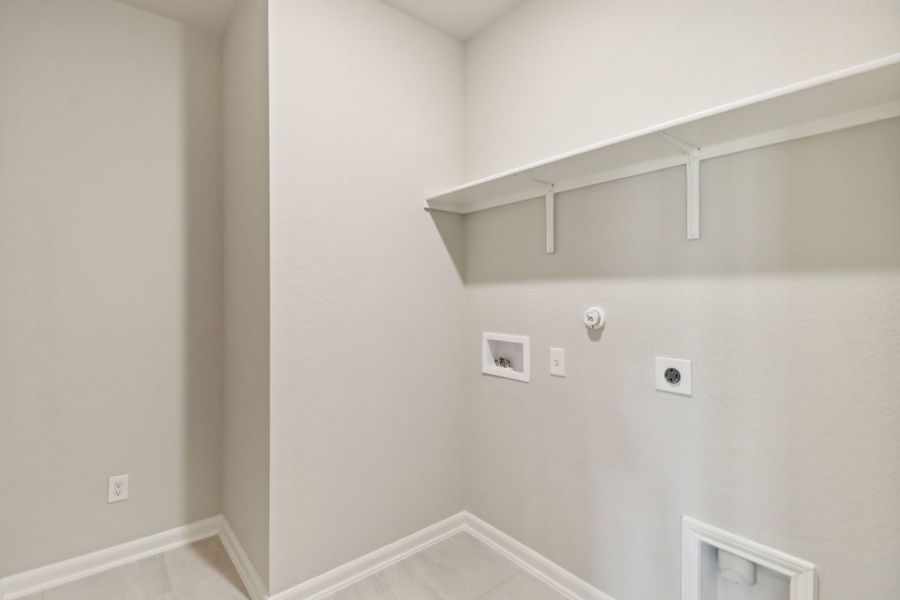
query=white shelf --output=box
[425,55,900,250]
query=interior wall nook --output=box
[1,1,899,599]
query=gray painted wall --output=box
[267,0,466,593]
[223,0,271,589]
[3,4,899,599]
[464,0,900,180]
[462,4,900,597]
[462,115,900,600]
[0,0,224,576]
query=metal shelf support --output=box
[544,183,555,254]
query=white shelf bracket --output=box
[512,175,556,254]
[543,182,555,254]
[660,132,701,240]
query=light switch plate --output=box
[655,357,692,396]
[550,347,566,377]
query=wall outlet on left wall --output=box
[108,474,129,503]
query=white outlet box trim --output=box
[682,516,816,600]
[107,474,129,503]
[482,332,531,382]
[0,515,221,599]
[655,357,692,396]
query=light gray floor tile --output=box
[41,553,174,600]
[26,537,246,600]
[328,576,392,600]
[164,537,248,600]
[339,533,519,600]
[329,566,443,600]
[324,532,566,600]
[405,532,520,600]
[479,572,568,600]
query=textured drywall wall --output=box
[0,0,223,576]
[267,0,466,593]
[463,4,900,598]
[223,0,270,588]
[464,0,900,179]
[463,119,900,599]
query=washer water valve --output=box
[583,306,606,330]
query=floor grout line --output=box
[474,569,521,599]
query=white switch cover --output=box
[108,474,129,503]
[655,357,692,396]
[550,347,566,377]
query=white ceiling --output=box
[116,0,238,34]
[115,0,522,40]
[379,0,525,40]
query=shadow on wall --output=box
[178,29,224,527]
[429,209,466,282]
[431,118,900,285]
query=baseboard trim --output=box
[269,511,614,600]
[270,512,468,600]
[463,513,615,600]
[219,519,268,600]
[0,515,221,600]
[1,512,614,600]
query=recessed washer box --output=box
[482,333,530,382]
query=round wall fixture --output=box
[583,307,606,330]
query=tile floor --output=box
[21,532,566,600]
[19,537,249,600]
[325,532,567,600]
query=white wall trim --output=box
[219,518,268,600]
[682,516,817,600]
[463,513,615,600]
[269,512,468,600]
[269,511,615,600]
[1,512,616,600]
[0,515,222,600]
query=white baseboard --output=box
[0,515,221,600]
[270,512,468,600]
[219,519,268,600]
[463,513,615,600]
[1,512,614,600]
[269,511,614,600]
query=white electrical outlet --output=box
[655,357,692,396]
[108,474,129,503]
[550,347,566,377]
